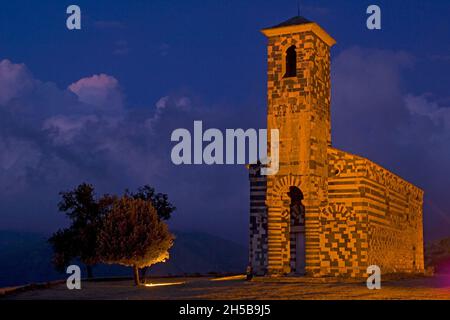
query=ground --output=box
[3,273,450,300]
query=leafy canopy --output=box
[97,196,174,269]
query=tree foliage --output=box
[49,183,175,284]
[48,228,77,272]
[125,185,176,220]
[97,196,174,284]
[48,183,115,276]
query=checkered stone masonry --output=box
[247,17,424,278]
[248,164,268,275]
[326,148,424,276]
[262,21,334,276]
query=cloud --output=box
[146,95,192,129]
[0,59,252,242]
[155,95,191,111]
[0,59,35,105]
[405,94,450,130]
[1,48,450,243]
[0,59,166,188]
[332,47,450,239]
[332,47,414,153]
[43,115,99,145]
[0,60,151,231]
[0,135,42,193]
[68,74,124,109]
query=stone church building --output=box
[248,16,424,277]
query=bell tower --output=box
[262,16,336,275]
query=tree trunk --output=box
[132,265,140,286]
[140,267,149,284]
[86,265,93,279]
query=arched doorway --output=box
[288,186,306,275]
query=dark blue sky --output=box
[2,0,450,104]
[0,0,450,244]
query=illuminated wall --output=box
[326,148,424,276]
[248,16,424,277]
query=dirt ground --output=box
[3,274,450,300]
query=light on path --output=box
[144,281,185,287]
[211,275,246,281]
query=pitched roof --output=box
[268,16,313,29]
[261,16,336,46]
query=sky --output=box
[0,0,450,245]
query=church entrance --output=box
[294,231,306,274]
[288,186,306,275]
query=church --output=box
[248,16,424,277]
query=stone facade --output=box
[248,17,424,277]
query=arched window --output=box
[284,45,297,78]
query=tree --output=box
[49,183,114,278]
[97,197,174,285]
[125,185,176,282]
[48,229,77,272]
[126,185,176,220]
